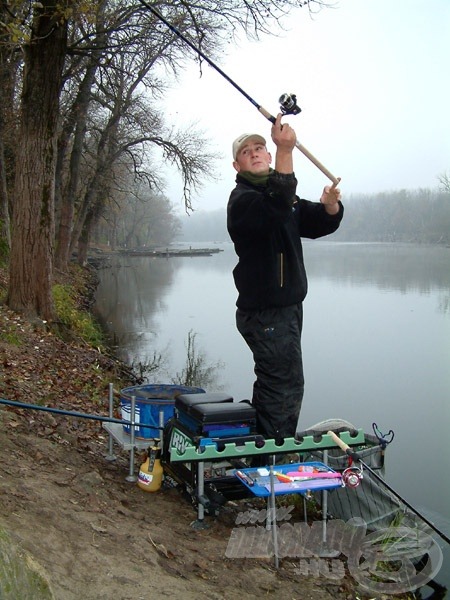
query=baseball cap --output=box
[232,133,266,160]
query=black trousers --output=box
[236,302,304,441]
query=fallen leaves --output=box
[148,535,176,559]
[90,522,108,535]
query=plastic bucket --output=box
[120,384,205,439]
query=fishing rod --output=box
[138,0,340,186]
[0,397,161,431]
[327,430,450,546]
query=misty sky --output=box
[162,0,450,213]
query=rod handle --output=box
[296,142,340,185]
[327,430,351,453]
[258,106,276,124]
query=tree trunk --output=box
[69,120,119,257]
[55,63,97,272]
[77,209,95,267]
[0,42,16,254]
[0,135,10,254]
[55,0,108,271]
[7,2,68,320]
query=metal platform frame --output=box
[102,382,367,555]
[167,425,366,529]
[103,384,164,482]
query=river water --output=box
[94,241,450,595]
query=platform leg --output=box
[320,449,339,557]
[268,456,279,569]
[322,449,328,545]
[105,383,117,462]
[159,409,164,448]
[197,461,205,522]
[191,461,208,530]
[126,395,138,483]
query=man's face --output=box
[233,141,272,175]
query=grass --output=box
[0,330,22,346]
[52,283,104,348]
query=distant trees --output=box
[439,172,450,193]
[178,187,450,245]
[94,181,181,250]
[332,188,450,244]
[178,208,229,243]
[1,0,324,320]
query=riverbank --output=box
[0,263,414,599]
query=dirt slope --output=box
[0,270,359,600]
[0,407,358,600]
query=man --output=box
[227,113,343,442]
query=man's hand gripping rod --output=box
[139,0,340,186]
[258,104,340,185]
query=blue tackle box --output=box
[175,392,257,438]
[233,461,343,497]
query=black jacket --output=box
[227,170,344,310]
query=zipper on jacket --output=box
[278,252,284,287]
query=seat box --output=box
[178,400,257,438]
[175,392,233,413]
[189,401,256,423]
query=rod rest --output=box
[169,429,366,462]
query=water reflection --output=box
[302,242,450,299]
[94,242,450,592]
[93,243,450,377]
[95,256,182,358]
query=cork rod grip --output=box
[296,141,340,185]
[327,430,351,453]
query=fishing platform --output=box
[159,392,366,520]
[101,387,378,529]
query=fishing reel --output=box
[279,93,302,116]
[342,466,363,489]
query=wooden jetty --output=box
[120,247,223,258]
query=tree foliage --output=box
[438,171,450,194]
[0,0,330,319]
[94,180,181,249]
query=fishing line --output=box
[138,0,340,185]
[328,430,450,546]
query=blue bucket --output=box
[120,384,205,439]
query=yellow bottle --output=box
[137,444,163,492]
